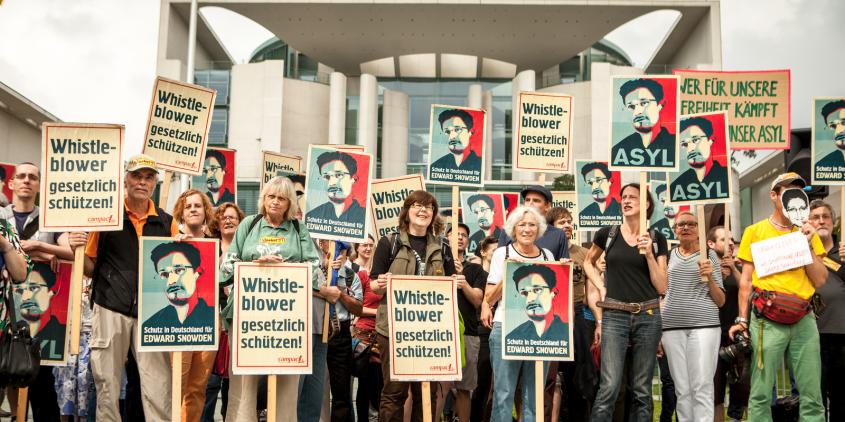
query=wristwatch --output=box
[734,317,748,325]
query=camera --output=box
[719,332,752,363]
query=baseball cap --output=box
[521,185,553,203]
[126,154,159,173]
[770,172,806,191]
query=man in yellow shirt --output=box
[730,172,827,421]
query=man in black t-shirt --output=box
[447,223,487,422]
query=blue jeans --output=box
[201,374,226,422]
[590,308,662,422]
[297,334,329,422]
[489,323,548,422]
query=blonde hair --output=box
[503,205,548,241]
[258,176,299,221]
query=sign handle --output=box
[422,381,432,422]
[68,247,85,355]
[535,361,544,419]
[17,388,27,422]
[322,240,335,344]
[697,205,708,283]
[172,351,182,420]
[450,186,460,263]
[267,375,277,421]
[639,172,648,255]
[723,204,731,258]
[158,170,172,210]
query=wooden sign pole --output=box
[422,381,433,422]
[16,389,27,421]
[68,247,85,355]
[639,172,648,254]
[157,169,181,421]
[723,204,731,258]
[323,240,335,343]
[697,205,708,282]
[451,186,460,263]
[535,362,545,419]
[268,374,278,421]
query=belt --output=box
[597,299,660,314]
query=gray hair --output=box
[503,205,548,241]
[258,176,299,220]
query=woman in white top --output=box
[480,206,554,422]
[662,210,725,421]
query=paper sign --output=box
[427,104,486,187]
[143,76,216,175]
[551,191,578,243]
[387,275,462,381]
[649,180,690,241]
[515,92,574,173]
[674,69,790,150]
[461,192,506,254]
[232,262,313,375]
[261,151,302,191]
[191,147,237,208]
[575,160,622,230]
[811,97,845,185]
[667,112,732,205]
[502,261,573,361]
[370,175,424,239]
[609,75,680,171]
[12,261,72,365]
[138,237,219,352]
[749,231,814,278]
[40,123,124,232]
[304,145,372,242]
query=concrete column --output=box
[358,73,378,177]
[512,70,536,182]
[328,72,347,145]
[482,90,493,181]
[381,90,409,179]
[467,84,482,108]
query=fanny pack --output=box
[751,288,811,325]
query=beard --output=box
[206,177,220,193]
[835,134,845,150]
[19,302,44,322]
[167,285,190,306]
[687,152,707,168]
[327,186,348,204]
[592,189,607,202]
[448,140,466,154]
[632,115,655,133]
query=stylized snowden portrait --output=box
[306,151,365,223]
[817,100,845,167]
[202,149,235,207]
[780,188,809,227]
[580,162,620,217]
[506,264,566,341]
[431,108,481,171]
[145,241,213,326]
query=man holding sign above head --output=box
[729,172,827,421]
[73,154,179,422]
[610,77,679,170]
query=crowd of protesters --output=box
[0,155,843,422]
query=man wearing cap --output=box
[71,154,179,421]
[497,185,569,260]
[729,172,827,421]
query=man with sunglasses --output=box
[611,78,676,169]
[143,241,213,330]
[670,116,729,202]
[305,150,365,224]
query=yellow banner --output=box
[39,123,124,232]
[515,92,574,172]
[232,262,313,375]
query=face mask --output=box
[780,188,809,227]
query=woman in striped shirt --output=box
[662,210,725,421]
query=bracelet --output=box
[734,317,749,325]
[597,320,602,325]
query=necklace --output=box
[768,217,791,230]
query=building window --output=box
[194,70,230,106]
[237,182,260,216]
[208,108,228,146]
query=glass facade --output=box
[194,70,230,146]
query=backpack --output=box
[605,225,659,255]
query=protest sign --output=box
[811,97,845,184]
[191,147,236,208]
[502,192,520,215]
[427,105,486,187]
[232,262,312,375]
[39,123,124,232]
[137,237,219,352]
[261,151,302,190]
[749,231,814,278]
[143,76,216,175]
[575,160,622,230]
[370,175,424,239]
[304,145,372,242]
[649,180,690,241]
[515,92,574,173]
[315,144,367,153]
[551,191,578,243]
[501,261,573,361]
[609,76,680,171]
[0,162,14,204]
[667,112,732,205]
[439,207,462,223]
[674,69,790,150]
[387,275,462,381]
[11,261,72,365]
[461,192,506,254]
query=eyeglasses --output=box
[13,283,49,295]
[827,118,845,130]
[321,172,351,182]
[624,98,657,112]
[410,203,433,212]
[158,265,193,279]
[680,136,708,149]
[674,222,698,229]
[203,166,222,175]
[14,173,39,181]
[442,126,468,136]
[586,176,608,186]
[519,285,549,297]
[471,207,492,215]
[220,215,240,222]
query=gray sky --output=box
[1,0,843,171]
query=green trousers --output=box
[748,313,824,421]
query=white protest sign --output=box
[749,231,814,278]
[370,175,424,239]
